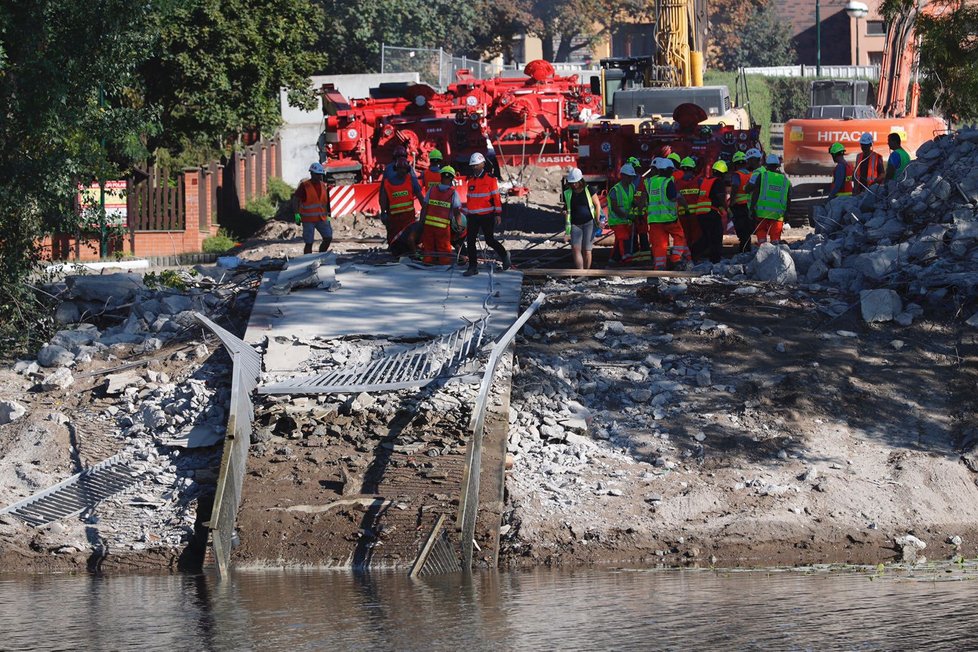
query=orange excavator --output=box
[782,1,950,175]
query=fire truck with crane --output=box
[782,1,949,175]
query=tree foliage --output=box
[728,2,796,68]
[915,5,978,122]
[708,0,795,70]
[144,0,323,155]
[316,0,479,74]
[0,0,159,352]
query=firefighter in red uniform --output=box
[419,166,463,264]
[853,132,884,195]
[463,152,510,276]
[379,146,425,255]
[293,162,333,255]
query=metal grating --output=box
[0,452,147,527]
[259,317,489,395]
[409,514,462,577]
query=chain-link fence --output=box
[381,44,494,90]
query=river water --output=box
[2,566,976,650]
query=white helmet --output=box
[619,163,636,177]
[745,148,762,160]
[469,152,486,166]
[859,132,874,145]
[765,154,781,166]
[652,157,671,170]
[566,167,584,183]
[309,162,326,175]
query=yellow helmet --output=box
[439,165,457,177]
[712,160,728,174]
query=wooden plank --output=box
[520,268,704,278]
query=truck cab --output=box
[805,80,877,119]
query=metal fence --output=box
[381,44,494,90]
[194,313,262,579]
[458,292,545,570]
[743,64,880,79]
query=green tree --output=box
[0,0,158,353]
[729,2,796,68]
[317,1,479,75]
[143,0,323,157]
[915,5,978,122]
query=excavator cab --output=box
[806,80,877,119]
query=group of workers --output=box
[565,148,792,271]
[827,131,910,200]
[294,147,510,276]
[295,131,912,274]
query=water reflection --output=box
[1,567,977,651]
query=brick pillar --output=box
[236,153,246,205]
[183,168,202,251]
[258,143,268,195]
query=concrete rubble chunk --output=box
[0,400,27,424]
[860,289,903,323]
[895,534,927,562]
[751,243,797,284]
[160,295,194,315]
[37,344,74,368]
[54,301,81,325]
[104,372,143,395]
[66,273,145,303]
[40,367,74,391]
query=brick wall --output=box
[776,0,851,66]
[47,138,278,262]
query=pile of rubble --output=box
[706,128,978,324]
[0,262,275,560]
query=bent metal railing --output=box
[194,313,262,579]
[456,292,545,570]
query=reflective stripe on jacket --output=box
[424,185,455,230]
[732,170,751,206]
[385,175,417,216]
[563,186,598,230]
[298,179,330,222]
[645,176,678,224]
[756,171,790,221]
[675,175,702,216]
[422,168,442,191]
[855,151,884,187]
[466,174,501,216]
[607,182,634,226]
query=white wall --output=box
[279,73,420,186]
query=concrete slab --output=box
[246,257,523,373]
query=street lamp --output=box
[846,0,869,66]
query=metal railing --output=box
[381,44,494,90]
[743,64,879,79]
[194,313,262,579]
[457,292,545,570]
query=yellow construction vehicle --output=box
[588,0,752,129]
